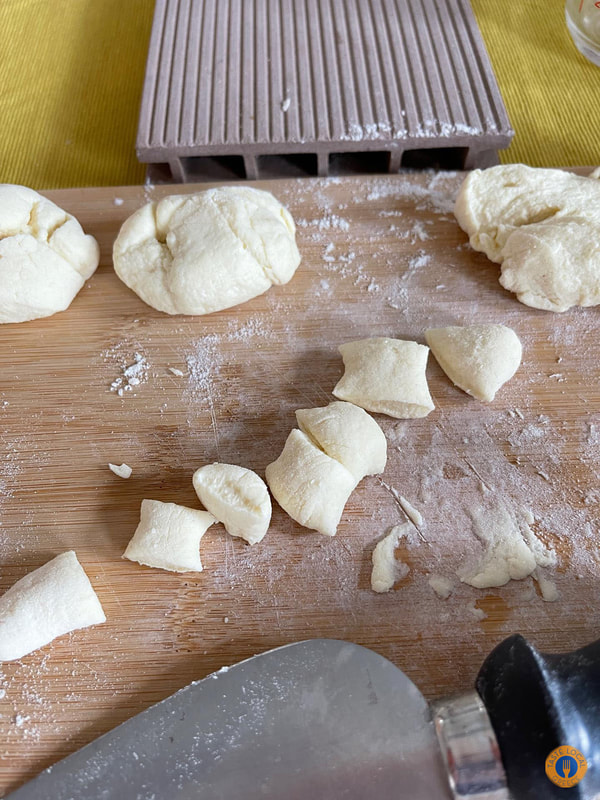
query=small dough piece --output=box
[0,551,105,662]
[425,324,522,402]
[428,574,454,599]
[454,165,600,312]
[295,400,387,481]
[113,187,301,315]
[123,499,215,572]
[109,462,132,479]
[371,523,411,593]
[0,185,100,323]
[265,429,357,537]
[333,338,434,418]
[193,463,271,545]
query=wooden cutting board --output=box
[1,171,599,794]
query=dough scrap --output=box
[192,463,271,545]
[0,184,100,323]
[371,523,411,593]
[109,462,132,479]
[425,324,522,402]
[333,338,434,419]
[459,503,556,589]
[454,165,600,312]
[0,551,105,662]
[295,400,387,481]
[123,499,215,572]
[113,187,300,315]
[428,574,454,599]
[265,429,357,537]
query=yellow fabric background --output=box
[1,0,598,189]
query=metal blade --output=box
[7,639,452,800]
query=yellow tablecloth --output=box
[1,0,598,189]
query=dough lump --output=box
[123,499,215,572]
[265,429,357,537]
[333,338,434,418]
[113,187,301,315]
[193,463,271,545]
[0,551,105,662]
[266,402,387,536]
[295,400,387,481]
[425,324,522,402]
[454,165,600,312]
[0,185,100,323]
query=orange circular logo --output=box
[545,746,588,788]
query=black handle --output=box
[476,634,600,800]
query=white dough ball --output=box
[0,184,100,323]
[112,186,301,315]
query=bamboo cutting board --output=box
[1,172,599,794]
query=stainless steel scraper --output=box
[7,636,600,799]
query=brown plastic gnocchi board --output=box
[136,0,513,181]
[1,170,598,794]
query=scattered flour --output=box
[458,502,556,589]
[109,352,149,397]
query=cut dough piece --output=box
[295,400,387,481]
[123,499,215,572]
[109,462,132,479]
[265,429,357,537]
[371,523,411,593]
[0,551,105,662]
[0,185,100,323]
[454,165,600,312]
[333,338,434,418]
[192,463,271,545]
[459,503,556,589]
[113,187,301,315]
[425,324,522,402]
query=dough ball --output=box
[454,165,600,312]
[425,324,522,402]
[295,400,387,481]
[0,185,100,323]
[265,429,357,537]
[333,337,434,419]
[113,186,301,315]
[0,551,105,662]
[123,499,215,572]
[192,463,271,545]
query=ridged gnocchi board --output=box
[1,170,598,794]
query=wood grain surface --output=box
[1,171,599,794]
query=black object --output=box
[477,634,600,800]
